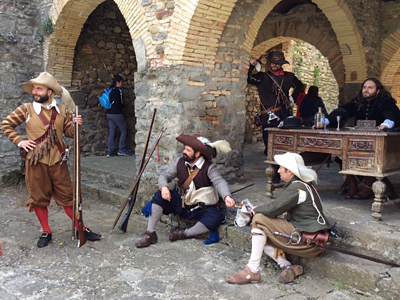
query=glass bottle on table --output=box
[314,107,325,129]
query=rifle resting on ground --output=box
[111,128,165,233]
[72,107,86,248]
[274,230,400,267]
[118,108,157,233]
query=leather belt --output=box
[261,107,281,115]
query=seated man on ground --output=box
[135,134,236,247]
[226,152,330,284]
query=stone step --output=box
[77,155,138,189]
[81,179,129,207]
[221,224,400,300]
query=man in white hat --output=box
[226,152,330,284]
[135,134,236,248]
[2,72,101,248]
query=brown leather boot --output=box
[345,175,359,199]
[169,229,187,242]
[226,266,261,285]
[353,177,375,199]
[135,231,158,248]
[280,265,303,283]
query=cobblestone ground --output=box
[0,185,385,300]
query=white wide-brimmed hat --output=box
[274,152,317,183]
[22,72,75,111]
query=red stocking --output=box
[34,206,51,233]
[64,206,86,231]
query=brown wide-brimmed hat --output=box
[22,72,75,111]
[177,134,212,160]
[22,72,63,95]
[176,134,231,161]
[268,51,289,65]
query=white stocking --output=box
[247,228,266,273]
[263,245,291,269]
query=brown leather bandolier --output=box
[22,104,66,167]
[178,167,200,208]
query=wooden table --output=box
[264,127,400,220]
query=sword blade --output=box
[323,244,400,267]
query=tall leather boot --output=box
[345,175,359,199]
[353,176,375,199]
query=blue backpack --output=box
[99,87,115,109]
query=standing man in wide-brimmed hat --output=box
[226,152,330,285]
[248,51,303,159]
[2,72,101,248]
[135,134,236,248]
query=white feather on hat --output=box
[196,137,231,155]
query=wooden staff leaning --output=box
[118,108,157,233]
[111,127,165,233]
[72,107,86,247]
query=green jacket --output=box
[254,177,330,233]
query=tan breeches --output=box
[25,161,73,211]
[251,214,324,258]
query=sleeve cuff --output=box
[380,119,394,129]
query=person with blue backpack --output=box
[104,75,131,157]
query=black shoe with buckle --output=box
[76,228,102,241]
[37,232,52,248]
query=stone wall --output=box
[71,0,137,155]
[292,40,339,113]
[0,0,52,185]
[345,0,382,78]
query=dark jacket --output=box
[253,177,330,233]
[248,64,303,121]
[106,87,124,114]
[300,95,328,119]
[329,95,400,128]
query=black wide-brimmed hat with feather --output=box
[176,134,231,161]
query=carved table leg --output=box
[266,164,275,198]
[371,177,386,221]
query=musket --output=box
[111,128,165,232]
[231,183,255,195]
[118,108,157,233]
[274,230,400,267]
[72,107,86,248]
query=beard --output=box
[33,94,49,104]
[183,153,196,163]
[362,90,378,100]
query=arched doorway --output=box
[71,0,137,155]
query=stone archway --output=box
[381,29,400,104]
[174,0,366,85]
[71,0,137,155]
[242,0,367,83]
[45,0,151,87]
[251,4,344,88]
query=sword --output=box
[274,230,400,267]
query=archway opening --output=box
[245,40,339,143]
[71,0,137,155]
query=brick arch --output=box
[252,29,344,87]
[243,0,366,83]
[381,30,400,97]
[164,0,238,68]
[45,0,150,87]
